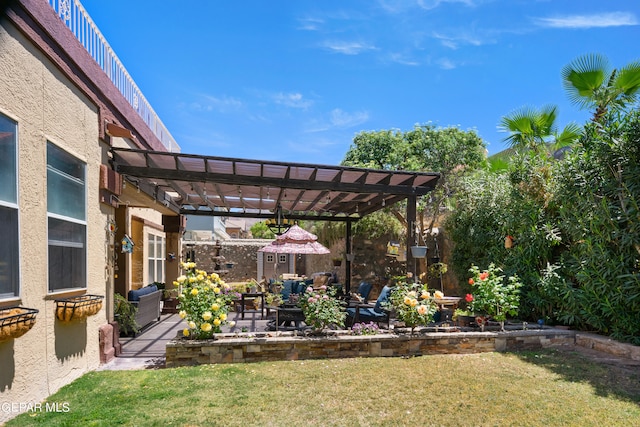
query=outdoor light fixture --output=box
[265,204,293,235]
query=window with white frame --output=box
[0,113,19,299]
[266,254,275,264]
[47,142,86,292]
[278,254,287,264]
[147,233,165,284]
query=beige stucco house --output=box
[0,1,183,421]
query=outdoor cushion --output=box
[373,285,392,313]
[356,282,373,301]
[128,284,158,302]
[281,280,295,300]
[294,281,309,294]
[346,306,387,319]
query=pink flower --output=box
[465,293,474,303]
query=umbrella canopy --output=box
[260,225,330,254]
[258,240,330,255]
[275,224,319,244]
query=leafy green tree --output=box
[562,53,640,123]
[552,110,640,343]
[250,221,275,239]
[342,123,486,235]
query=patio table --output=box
[240,292,265,319]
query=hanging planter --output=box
[410,245,428,258]
[0,306,39,342]
[345,253,355,262]
[332,258,342,267]
[55,295,104,322]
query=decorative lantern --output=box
[505,235,514,249]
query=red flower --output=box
[479,272,489,281]
[468,278,474,285]
[465,293,474,303]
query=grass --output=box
[6,349,639,427]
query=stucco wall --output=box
[0,19,108,421]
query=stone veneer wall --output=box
[185,240,272,283]
[166,329,576,367]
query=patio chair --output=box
[353,281,373,303]
[346,285,392,328]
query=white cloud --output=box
[304,108,370,133]
[297,17,324,31]
[320,40,377,55]
[329,108,369,127]
[189,94,243,113]
[388,52,420,66]
[432,31,488,49]
[436,57,456,69]
[378,0,476,13]
[272,92,314,109]
[535,12,638,29]
[417,0,477,10]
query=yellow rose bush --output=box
[386,281,439,333]
[176,261,235,339]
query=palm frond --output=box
[614,60,640,97]
[561,53,609,109]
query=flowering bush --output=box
[175,261,236,339]
[351,321,380,336]
[299,285,346,330]
[467,263,522,322]
[386,282,441,331]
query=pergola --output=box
[110,147,440,291]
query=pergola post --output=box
[345,220,353,293]
[406,195,417,280]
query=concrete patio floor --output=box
[98,309,275,371]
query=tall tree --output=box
[562,53,640,123]
[498,105,581,154]
[342,123,486,235]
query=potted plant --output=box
[264,292,283,308]
[332,256,342,267]
[452,306,476,328]
[114,293,139,337]
[428,262,448,278]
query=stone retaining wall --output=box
[166,329,576,367]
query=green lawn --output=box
[7,349,639,427]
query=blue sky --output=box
[82,0,639,166]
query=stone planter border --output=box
[166,328,577,367]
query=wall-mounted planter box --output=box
[55,295,104,322]
[0,306,39,342]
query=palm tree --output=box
[498,105,581,154]
[562,53,640,123]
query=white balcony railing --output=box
[47,0,179,153]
